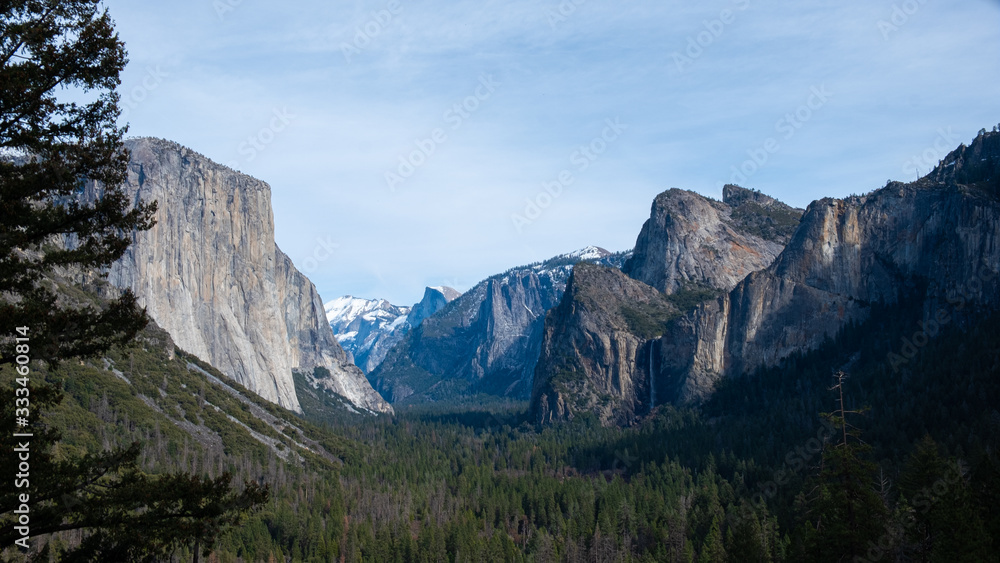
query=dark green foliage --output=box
[728,201,803,243]
[0,366,268,561]
[620,298,679,339]
[667,285,724,313]
[3,298,998,561]
[0,0,157,368]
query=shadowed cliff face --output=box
[656,130,1000,407]
[327,286,460,374]
[98,137,391,414]
[532,188,800,425]
[370,248,627,405]
[531,263,677,426]
[532,132,1000,426]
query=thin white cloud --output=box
[106,0,1000,305]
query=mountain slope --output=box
[530,263,678,425]
[326,286,460,373]
[370,247,627,404]
[92,137,390,414]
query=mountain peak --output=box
[926,126,1000,191]
[563,246,612,261]
[623,187,800,294]
[409,285,461,328]
[723,184,777,208]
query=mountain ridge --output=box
[531,129,1000,425]
[326,286,460,373]
[369,247,629,404]
[532,186,802,424]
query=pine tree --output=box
[0,0,157,367]
[698,515,727,563]
[798,372,888,562]
[0,2,267,559]
[899,436,991,562]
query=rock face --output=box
[370,247,627,404]
[658,131,1000,405]
[531,263,678,425]
[326,286,460,374]
[623,186,802,294]
[100,137,391,414]
[531,188,802,424]
[409,286,462,327]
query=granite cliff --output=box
[370,248,627,404]
[532,129,1000,425]
[530,263,678,425]
[659,130,1000,405]
[531,187,802,424]
[623,185,802,294]
[96,137,391,414]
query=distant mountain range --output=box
[367,247,629,404]
[532,128,1000,425]
[84,128,999,428]
[325,286,461,374]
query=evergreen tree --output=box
[697,515,726,563]
[798,372,888,561]
[898,436,991,562]
[0,1,266,559]
[0,0,157,366]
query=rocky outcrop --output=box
[530,263,678,425]
[98,137,391,414]
[531,188,801,424]
[370,247,627,404]
[656,130,1000,406]
[409,286,462,327]
[326,286,460,374]
[623,186,802,294]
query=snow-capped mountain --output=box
[369,247,630,404]
[325,287,460,373]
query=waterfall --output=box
[649,340,656,409]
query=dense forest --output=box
[5,291,999,562]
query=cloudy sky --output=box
[104,0,1000,306]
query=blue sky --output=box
[105,0,1000,306]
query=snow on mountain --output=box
[325,296,409,334]
[325,288,460,374]
[563,245,613,261]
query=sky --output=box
[103,0,1000,306]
